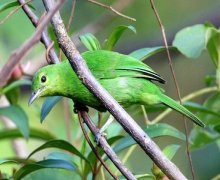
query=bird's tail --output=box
[159,94,205,127]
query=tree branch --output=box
[18,0,59,64]
[42,0,187,179]
[77,111,119,180]
[79,110,135,180]
[0,0,64,87]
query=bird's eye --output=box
[41,75,47,83]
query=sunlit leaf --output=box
[104,25,136,50]
[162,144,180,160]
[173,24,207,58]
[0,159,17,165]
[0,128,55,141]
[27,140,90,165]
[41,96,62,122]
[14,159,75,180]
[129,46,175,61]
[79,33,101,51]
[0,105,29,139]
[114,123,185,153]
[22,168,80,180]
[2,79,31,94]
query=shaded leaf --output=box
[189,127,220,149]
[2,79,31,94]
[162,144,180,160]
[41,96,62,122]
[79,33,101,51]
[0,105,29,139]
[27,140,90,165]
[0,128,55,141]
[22,168,80,180]
[104,25,136,50]
[198,93,220,126]
[173,24,207,58]
[206,27,220,67]
[14,159,75,180]
[129,46,175,61]
[114,123,185,153]
[5,86,20,104]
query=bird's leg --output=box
[95,115,114,144]
[73,102,88,114]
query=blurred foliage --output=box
[0,0,220,180]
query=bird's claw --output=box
[73,103,88,114]
[94,131,107,145]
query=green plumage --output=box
[31,50,204,127]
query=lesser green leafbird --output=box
[29,50,205,127]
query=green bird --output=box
[29,50,205,127]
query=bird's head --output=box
[29,65,56,105]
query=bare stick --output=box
[18,0,59,64]
[79,110,135,180]
[149,1,195,179]
[43,0,187,179]
[0,0,64,87]
[0,0,32,25]
[77,112,118,180]
[88,0,136,22]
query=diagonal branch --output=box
[42,0,187,179]
[18,0,59,64]
[79,110,135,180]
[0,0,64,87]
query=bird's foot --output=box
[73,102,88,114]
[94,131,107,145]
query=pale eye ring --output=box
[41,75,47,83]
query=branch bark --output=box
[79,110,136,180]
[0,0,64,87]
[42,0,187,179]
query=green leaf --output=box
[27,140,90,165]
[104,25,136,50]
[22,168,80,180]
[47,152,77,165]
[0,128,55,141]
[114,123,185,153]
[79,33,101,51]
[189,127,220,149]
[14,159,75,180]
[173,24,207,58]
[162,144,180,160]
[198,93,220,126]
[5,86,20,104]
[0,159,17,165]
[129,46,175,61]
[0,1,35,13]
[0,105,29,139]
[206,27,220,67]
[41,96,62,122]
[2,79,31,94]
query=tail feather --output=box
[159,94,205,127]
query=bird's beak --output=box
[28,89,42,105]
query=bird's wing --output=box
[82,50,165,84]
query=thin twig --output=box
[77,112,118,180]
[43,0,187,179]
[151,86,218,124]
[79,111,135,180]
[66,0,76,33]
[88,0,136,22]
[149,1,194,178]
[0,0,32,25]
[0,0,64,87]
[18,0,59,64]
